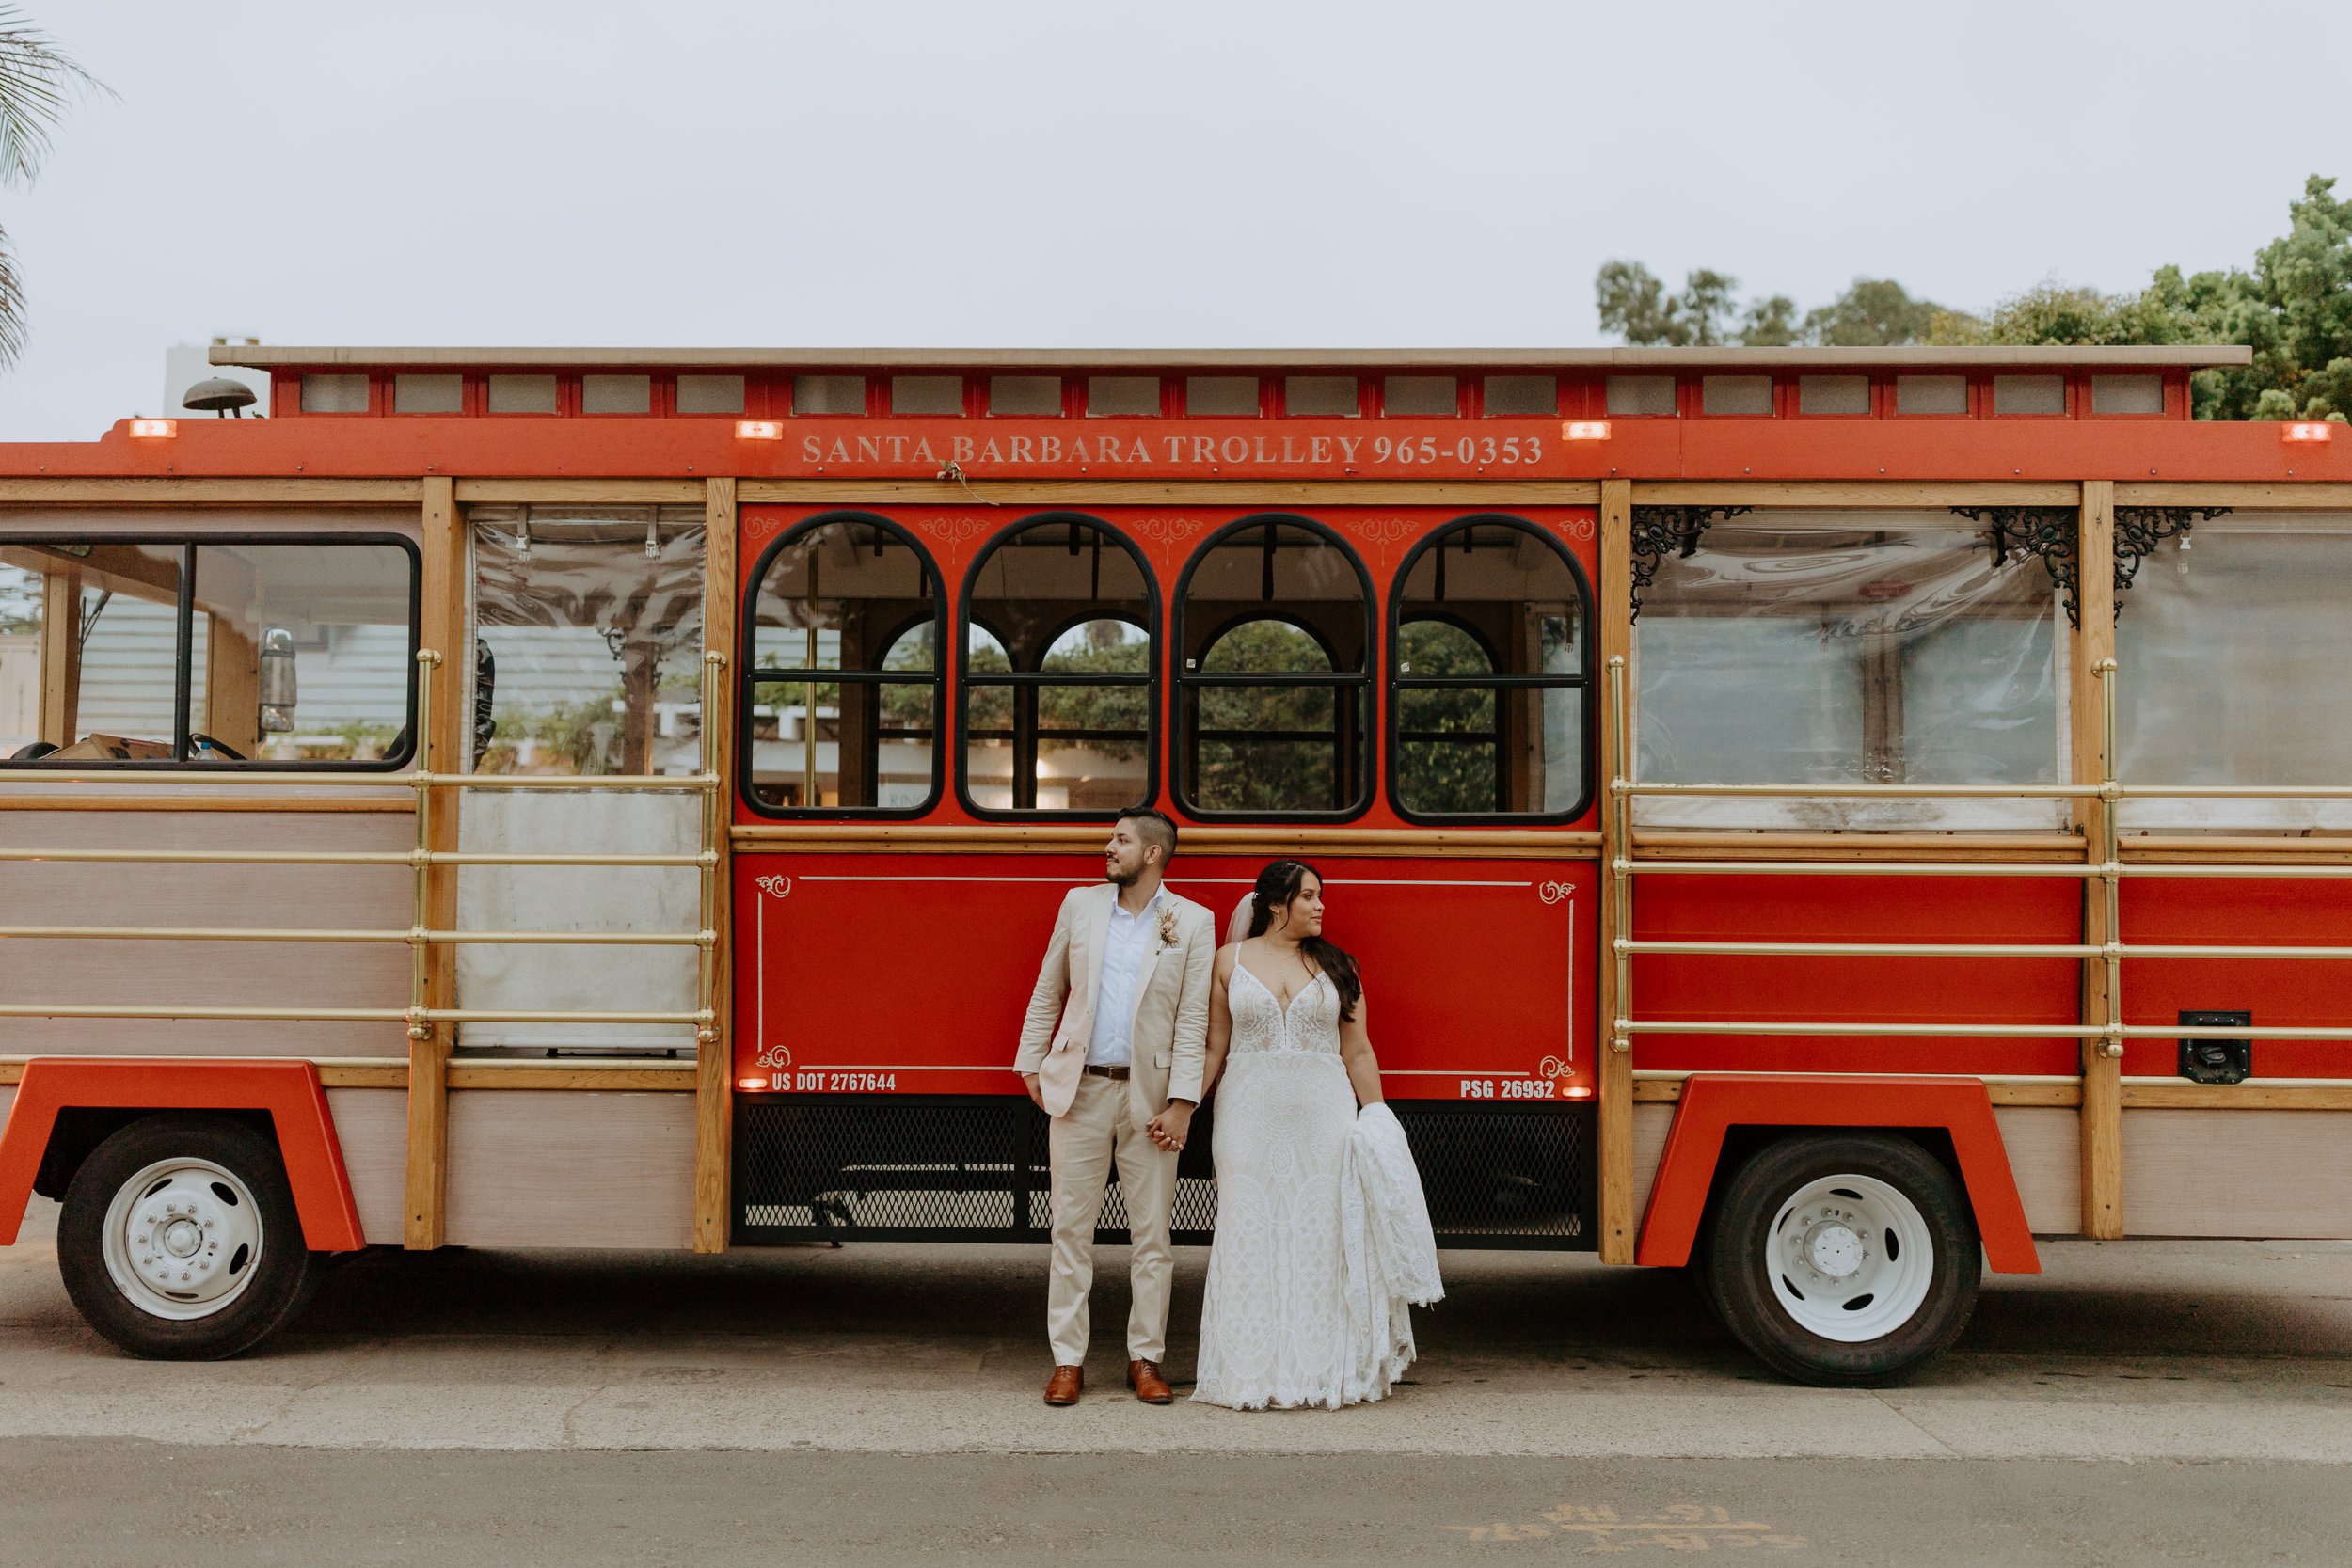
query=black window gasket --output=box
[737,510,946,820]
[1172,513,1375,824]
[1387,513,1596,826]
[954,511,1160,822]
[0,531,422,773]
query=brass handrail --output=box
[0,646,730,1045]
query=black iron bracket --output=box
[1628,506,1750,621]
[1954,506,2081,627]
[2114,506,2231,597]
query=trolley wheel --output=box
[1701,1132,1979,1386]
[57,1115,315,1360]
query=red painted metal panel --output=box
[0,412,2344,484]
[1633,1073,2039,1275]
[1631,873,2084,1076]
[2122,876,2352,1080]
[0,1058,365,1251]
[734,853,1596,1103]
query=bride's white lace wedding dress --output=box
[1191,964,1444,1410]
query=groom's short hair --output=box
[1120,807,1179,863]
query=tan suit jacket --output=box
[1014,883,1215,1121]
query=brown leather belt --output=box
[1083,1064,1131,1080]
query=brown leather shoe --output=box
[1127,1359,1174,1404]
[1043,1365,1083,1405]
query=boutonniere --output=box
[1157,905,1182,950]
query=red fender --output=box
[1634,1073,2040,1275]
[0,1058,365,1251]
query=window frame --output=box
[953,511,1161,822]
[0,530,422,772]
[737,510,947,820]
[1386,514,1596,826]
[1172,512,1376,824]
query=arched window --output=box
[959,514,1156,816]
[1391,515,1590,820]
[1176,515,1373,816]
[742,514,943,815]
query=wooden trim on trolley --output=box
[729,823,1603,859]
[736,480,1604,508]
[0,794,413,813]
[1628,481,2077,508]
[2113,483,2352,509]
[405,476,464,1250]
[1633,832,2087,863]
[1596,478,1636,1264]
[0,478,425,505]
[453,479,708,504]
[1630,1078,2352,1111]
[695,476,737,1254]
[2075,480,2123,1240]
[2124,836,2352,863]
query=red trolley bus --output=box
[2,343,2346,1383]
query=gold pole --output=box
[407,649,441,1047]
[1610,656,1632,1059]
[697,649,724,1053]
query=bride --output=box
[1148,860,1443,1410]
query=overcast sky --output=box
[2,0,2344,438]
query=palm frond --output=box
[0,222,25,366]
[0,6,106,186]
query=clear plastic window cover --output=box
[2118,514,2352,832]
[1635,512,2067,831]
[469,506,707,777]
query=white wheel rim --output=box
[1764,1173,1934,1344]
[99,1157,266,1322]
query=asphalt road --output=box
[5,1197,2351,1566]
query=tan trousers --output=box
[1047,1072,1179,1366]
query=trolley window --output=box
[1175,515,1373,818]
[742,514,943,815]
[1635,509,2066,831]
[960,515,1155,816]
[0,535,419,768]
[1390,516,1591,820]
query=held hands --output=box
[1147,1101,1194,1153]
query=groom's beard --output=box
[1105,864,1141,888]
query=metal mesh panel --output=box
[736,1096,1593,1250]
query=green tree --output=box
[1926,175,2349,420]
[0,8,103,365]
[1597,262,1954,348]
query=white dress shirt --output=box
[1086,887,1167,1068]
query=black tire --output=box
[57,1115,315,1360]
[1701,1132,1979,1386]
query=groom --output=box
[1015,808,1214,1406]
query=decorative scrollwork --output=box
[754,875,793,899]
[1132,515,1205,549]
[1628,506,1749,620]
[1536,880,1575,906]
[2115,506,2229,597]
[1345,517,1416,547]
[755,1044,793,1070]
[914,516,990,547]
[1537,1054,1570,1080]
[1953,506,2081,627]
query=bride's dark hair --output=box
[1247,859,1362,1021]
